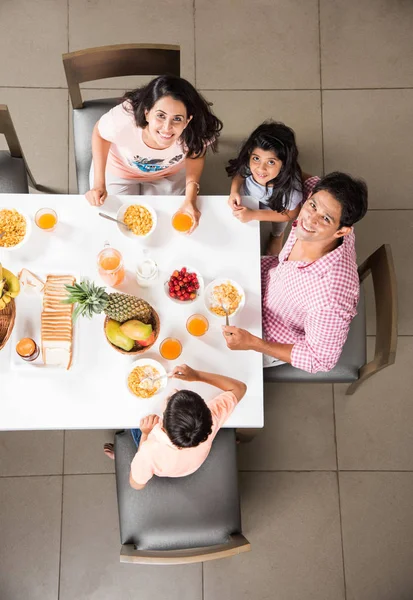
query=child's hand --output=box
[171,364,199,382]
[228,193,242,209]
[232,206,255,223]
[139,414,160,435]
[85,186,108,206]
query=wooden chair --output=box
[264,244,398,395]
[115,429,251,565]
[0,104,37,193]
[62,44,180,193]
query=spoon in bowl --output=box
[98,212,131,231]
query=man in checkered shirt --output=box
[222,172,368,373]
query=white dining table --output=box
[0,193,264,430]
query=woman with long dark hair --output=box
[86,75,222,232]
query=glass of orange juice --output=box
[186,314,209,337]
[97,243,125,287]
[35,208,58,231]
[172,211,193,233]
[160,337,182,360]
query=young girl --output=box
[86,75,223,232]
[227,121,311,255]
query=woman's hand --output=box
[139,414,160,435]
[228,193,242,209]
[232,206,255,223]
[85,186,107,207]
[171,364,200,382]
[180,201,201,233]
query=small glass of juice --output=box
[186,314,209,337]
[35,208,58,231]
[172,211,194,233]
[16,337,40,362]
[97,243,125,287]
[160,337,182,360]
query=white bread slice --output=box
[43,346,71,369]
[18,269,45,293]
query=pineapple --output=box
[63,280,152,323]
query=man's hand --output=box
[171,364,199,382]
[232,206,255,223]
[139,414,160,435]
[85,186,107,206]
[180,201,201,233]
[222,326,257,350]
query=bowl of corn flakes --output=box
[0,207,31,250]
[127,358,167,399]
[204,278,245,319]
[117,203,157,240]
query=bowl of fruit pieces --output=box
[165,266,203,304]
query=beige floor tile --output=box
[205,472,344,600]
[0,0,68,87]
[198,90,323,195]
[0,430,63,476]
[0,476,62,600]
[238,382,336,471]
[60,474,202,600]
[340,472,413,600]
[335,337,413,470]
[320,0,413,88]
[68,0,195,87]
[323,90,413,209]
[195,0,320,89]
[64,430,116,474]
[354,210,413,335]
[0,88,69,193]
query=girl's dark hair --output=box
[123,75,223,158]
[163,390,213,449]
[312,172,368,228]
[226,120,303,213]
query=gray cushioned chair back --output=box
[115,428,241,551]
[264,288,366,383]
[0,152,29,193]
[73,98,120,194]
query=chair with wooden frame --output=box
[264,244,397,395]
[0,104,36,193]
[114,428,251,565]
[62,44,180,194]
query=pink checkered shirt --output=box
[261,177,360,373]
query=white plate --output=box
[204,278,246,319]
[9,272,78,372]
[127,358,167,398]
[116,202,157,240]
[0,208,32,251]
[164,264,204,305]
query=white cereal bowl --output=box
[127,358,167,398]
[164,264,204,305]
[116,202,157,240]
[0,208,31,251]
[204,278,246,319]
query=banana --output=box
[0,297,6,310]
[0,263,20,311]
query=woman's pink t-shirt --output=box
[98,101,187,180]
[130,391,238,485]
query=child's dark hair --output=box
[226,120,303,213]
[123,75,223,158]
[312,172,368,228]
[163,390,213,448]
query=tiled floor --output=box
[1,0,412,598]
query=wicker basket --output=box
[0,299,16,351]
[103,308,160,355]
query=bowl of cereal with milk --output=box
[0,207,31,250]
[117,203,157,240]
[204,278,245,319]
[127,358,167,399]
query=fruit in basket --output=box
[167,267,199,301]
[105,319,134,352]
[0,264,20,310]
[136,331,156,347]
[63,281,152,322]
[120,320,152,341]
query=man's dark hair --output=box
[163,390,213,448]
[312,171,368,228]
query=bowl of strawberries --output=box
[165,265,203,304]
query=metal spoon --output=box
[98,212,131,230]
[220,300,230,326]
[140,372,173,390]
